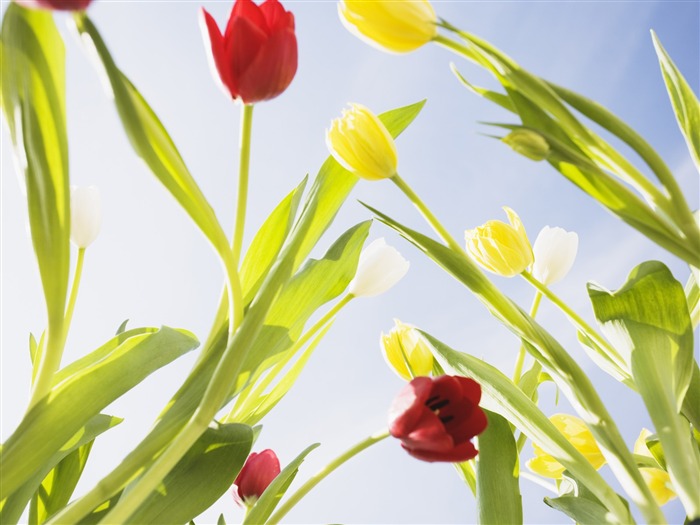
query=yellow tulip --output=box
[465,207,534,277]
[326,103,398,181]
[381,319,433,380]
[338,0,437,54]
[634,429,677,506]
[528,414,606,479]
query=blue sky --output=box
[1,0,698,523]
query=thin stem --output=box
[391,173,464,254]
[512,291,542,384]
[267,429,391,525]
[232,104,254,267]
[520,271,628,377]
[64,248,86,331]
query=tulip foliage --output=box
[1,1,698,525]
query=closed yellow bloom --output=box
[634,429,677,506]
[326,103,398,181]
[339,0,437,54]
[381,319,433,380]
[528,414,606,479]
[465,207,534,277]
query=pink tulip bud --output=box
[233,449,281,507]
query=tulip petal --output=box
[225,15,269,88]
[260,0,295,32]
[236,28,297,103]
[456,376,482,404]
[401,409,454,453]
[388,376,433,438]
[227,0,267,38]
[200,8,237,99]
[403,439,478,463]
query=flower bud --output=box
[502,129,550,161]
[348,238,409,297]
[532,226,578,285]
[70,186,102,249]
[527,414,606,479]
[14,0,92,10]
[465,207,533,277]
[381,319,433,380]
[200,0,297,104]
[634,429,677,506]
[338,0,437,54]
[326,104,398,181]
[233,449,281,507]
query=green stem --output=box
[512,291,542,384]
[28,248,86,407]
[267,429,391,525]
[391,173,464,254]
[520,271,629,379]
[232,104,254,267]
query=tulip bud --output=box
[527,414,606,479]
[465,207,533,277]
[326,104,398,181]
[348,238,409,297]
[531,226,578,286]
[388,375,487,462]
[381,319,433,380]
[200,0,297,104]
[70,186,102,249]
[502,129,550,161]
[233,449,281,507]
[14,0,92,10]
[338,0,437,54]
[634,429,677,506]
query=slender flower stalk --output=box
[232,104,254,266]
[267,430,391,525]
[512,291,542,384]
[63,248,86,333]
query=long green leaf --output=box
[476,410,522,524]
[545,472,621,525]
[0,327,198,498]
[127,424,253,524]
[588,261,700,518]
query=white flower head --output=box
[348,238,409,297]
[532,226,578,285]
[70,185,102,248]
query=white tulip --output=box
[348,238,409,297]
[70,186,102,248]
[532,226,578,285]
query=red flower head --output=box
[233,449,281,507]
[13,0,92,10]
[388,375,487,462]
[200,0,297,104]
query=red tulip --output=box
[200,0,297,104]
[388,375,487,462]
[13,0,92,10]
[233,449,281,507]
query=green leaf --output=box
[127,423,253,524]
[242,444,320,525]
[0,327,198,498]
[545,472,622,525]
[588,261,700,517]
[0,414,122,525]
[1,3,70,334]
[217,514,227,525]
[421,331,631,524]
[652,30,700,173]
[476,410,522,525]
[115,319,129,335]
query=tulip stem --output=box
[520,271,630,381]
[267,429,390,525]
[392,174,465,255]
[64,247,86,334]
[232,103,255,268]
[512,290,542,384]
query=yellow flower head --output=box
[528,414,606,479]
[339,0,438,54]
[634,429,677,506]
[465,207,534,277]
[326,103,398,181]
[381,319,434,380]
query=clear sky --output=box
[1,0,698,524]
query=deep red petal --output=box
[442,398,488,443]
[15,0,91,9]
[234,450,280,502]
[200,8,238,99]
[227,0,268,38]
[400,409,453,453]
[388,377,434,438]
[260,0,295,32]
[236,28,297,103]
[456,376,482,404]
[403,439,479,463]
[430,375,463,403]
[224,15,268,89]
